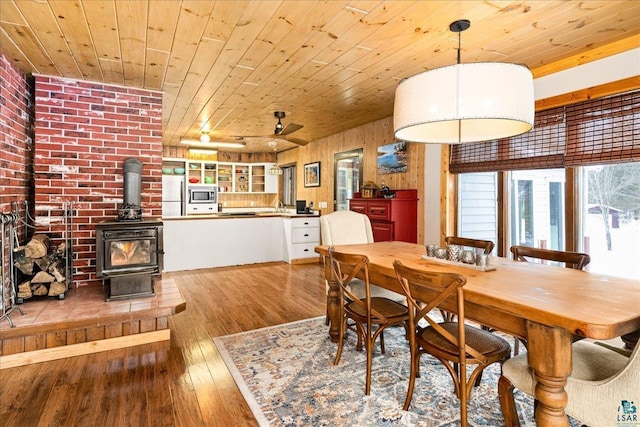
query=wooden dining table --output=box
[315,241,640,427]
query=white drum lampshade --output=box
[394,20,534,144]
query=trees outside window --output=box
[581,163,640,279]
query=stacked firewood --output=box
[14,234,68,299]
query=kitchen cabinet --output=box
[163,158,278,194]
[283,217,320,263]
[185,161,217,184]
[217,163,233,192]
[349,189,417,243]
[233,163,250,192]
[251,163,278,193]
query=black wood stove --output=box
[95,158,163,301]
[95,218,163,301]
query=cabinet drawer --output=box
[371,221,394,242]
[291,243,318,259]
[367,202,391,221]
[291,217,319,229]
[349,201,367,214]
[292,227,320,243]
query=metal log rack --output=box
[1,202,74,327]
[1,208,25,327]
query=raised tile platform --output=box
[0,278,186,369]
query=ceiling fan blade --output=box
[278,135,310,146]
[278,123,303,136]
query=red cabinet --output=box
[349,189,418,243]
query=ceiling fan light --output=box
[200,133,211,143]
[269,165,283,175]
[274,120,284,134]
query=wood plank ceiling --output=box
[1,1,639,152]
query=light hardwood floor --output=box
[0,261,326,426]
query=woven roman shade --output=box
[450,107,565,173]
[450,90,640,173]
[565,90,640,166]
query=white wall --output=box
[423,143,442,245]
[534,49,640,100]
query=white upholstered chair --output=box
[320,210,405,324]
[320,210,374,246]
[498,339,639,426]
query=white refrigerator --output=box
[162,175,185,216]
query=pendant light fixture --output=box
[393,19,534,144]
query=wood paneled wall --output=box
[278,116,425,242]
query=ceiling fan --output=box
[233,111,309,146]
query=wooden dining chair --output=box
[445,236,495,255]
[510,245,591,270]
[320,211,405,325]
[393,260,511,427]
[328,247,409,395]
[499,339,638,426]
[509,245,591,355]
[441,236,495,323]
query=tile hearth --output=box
[0,278,185,368]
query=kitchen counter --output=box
[162,209,320,220]
[162,211,321,272]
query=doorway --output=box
[334,149,363,211]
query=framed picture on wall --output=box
[304,162,321,187]
[377,141,407,174]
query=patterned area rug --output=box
[213,317,581,426]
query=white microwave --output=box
[188,185,217,204]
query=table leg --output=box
[324,259,340,343]
[526,321,573,427]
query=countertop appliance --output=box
[162,174,185,217]
[296,200,306,214]
[187,184,218,214]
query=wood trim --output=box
[497,171,508,258]
[535,76,640,111]
[565,168,578,253]
[0,329,170,369]
[440,145,455,246]
[531,35,640,79]
[290,257,321,265]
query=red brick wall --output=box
[34,76,163,287]
[0,50,33,308]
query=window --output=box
[509,169,565,250]
[282,165,296,207]
[579,163,640,279]
[453,89,639,269]
[457,172,497,253]
[334,149,363,211]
